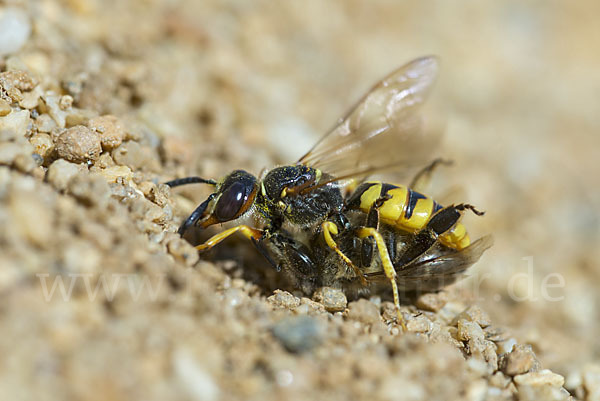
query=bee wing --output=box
[395,235,494,292]
[366,235,493,292]
[298,56,442,182]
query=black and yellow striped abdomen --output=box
[347,182,470,250]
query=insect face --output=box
[175,170,258,233]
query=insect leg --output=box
[321,221,367,285]
[356,227,406,331]
[396,203,483,265]
[251,236,281,271]
[360,200,381,267]
[409,158,453,193]
[195,225,263,251]
[272,234,321,293]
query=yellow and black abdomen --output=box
[346,182,470,250]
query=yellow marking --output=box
[322,221,367,286]
[195,225,262,251]
[260,182,267,197]
[378,187,408,223]
[278,201,286,209]
[343,178,361,195]
[315,168,322,184]
[358,183,382,213]
[401,198,434,231]
[357,227,406,331]
[280,187,287,198]
[456,233,471,250]
[439,223,471,250]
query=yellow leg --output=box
[195,225,263,251]
[322,221,367,286]
[356,227,406,331]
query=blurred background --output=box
[1,0,599,398]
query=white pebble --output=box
[0,7,31,56]
[173,349,220,401]
[0,109,30,141]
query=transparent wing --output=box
[365,235,494,292]
[397,235,493,292]
[297,56,442,183]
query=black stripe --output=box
[427,206,461,235]
[405,189,427,219]
[345,182,378,209]
[379,182,398,196]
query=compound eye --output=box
[215,181,248,222]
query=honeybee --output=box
[166,56,492,327]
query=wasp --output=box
[166,56,493,327]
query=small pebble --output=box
[13,153,36,173]
[55,125,102,163]
[29,133,54,162]
[98,165,133,183]
[514,370,569,401]
[93,152,116,169]
[514,369,565,387]
[88,115,125,150]
[415,291,448,312]
[167,237,200,267]
[112,140,160,171]
[489,371,511,389]
[0,99,10,116]
[452,305,492,328]
[0,141,32,165]
[129,196,167,224]
[271,315,323,353]
[34,114,57,133]
[0,70,37,91]
[46,159,85,191]
[9,189,53,248]
[501,344,540,376]
[406,313,433,333]
[67,173,111,208]
[18,86,42,109]
[0,109,29,140]
[312,286,347,312]
[457,319,485,342]
[41,93,67,128]
[0,7,31,56]
[59,95,73,110]
[267,290,301,309]
[347,299,381,325]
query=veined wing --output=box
[366,235,494,292]
[297,56,442,183]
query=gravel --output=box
[312,286,348,312]
[55,126,102,164]
[0,1,597,400]
[271,315,325,353]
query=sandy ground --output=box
[1,1,599,400]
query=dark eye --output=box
[215,182,248,221]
